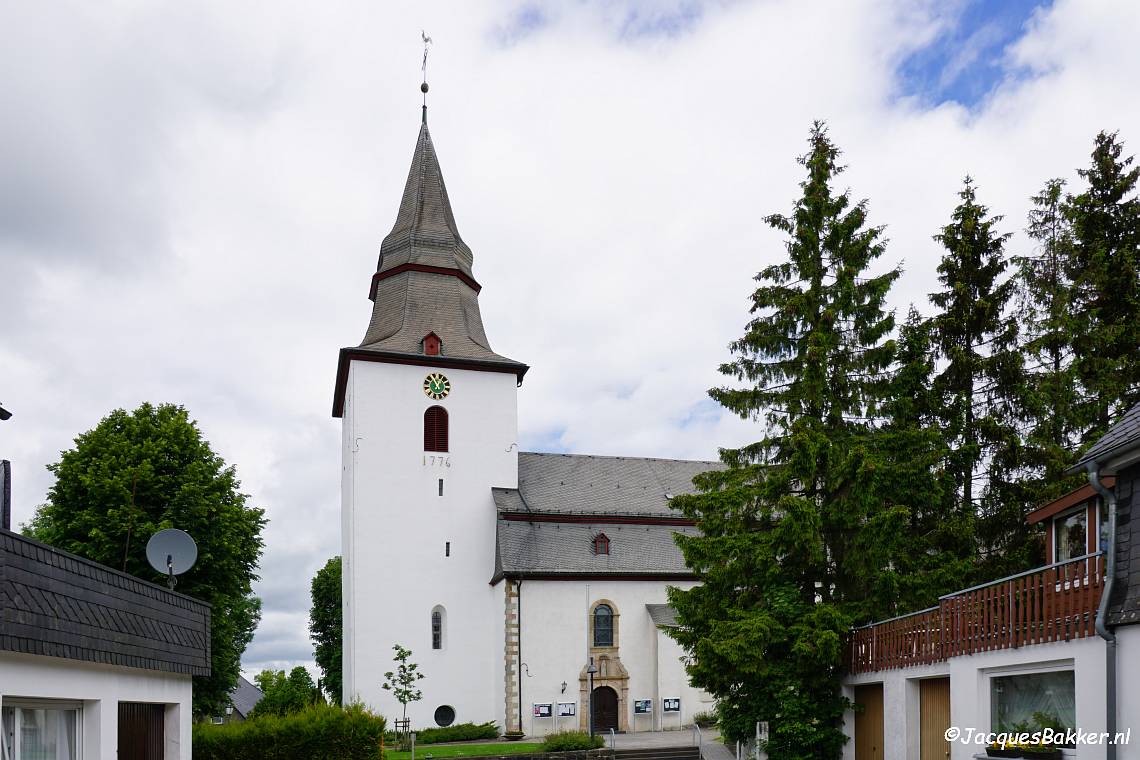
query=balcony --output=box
[847,553,1105,674]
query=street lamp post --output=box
[586,658,598,737]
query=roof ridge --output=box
[519,450,721,465]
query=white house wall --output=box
[341,359,516,728]
[842,637,1118,760]
[0,651,192,760]
[515,579,706,736]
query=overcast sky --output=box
[2,0,1138,678]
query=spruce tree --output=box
[667,123,903,759]
[1064,131,1140,441]
[926,178,1021,569]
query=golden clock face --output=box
[423,373,451,400]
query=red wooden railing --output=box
[847,553,1104,674]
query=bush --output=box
[193,703,385,760]
[692,710,718,729]
[416,721,500,744]
[542,731,604,752]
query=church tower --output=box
[333,104,527,726]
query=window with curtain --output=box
[1054,509,1087,562]
[990,671,1075,746]
[593,604,614,647]
[424,406,448,452]
[2,705,79,760]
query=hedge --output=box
[193,703,386,760]
[541,732,605,752]
[415,721,500,744]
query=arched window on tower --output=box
[424,406,448,452]
[593,604,613,647]
[432,605,446,650]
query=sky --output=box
[2,0,1139,679]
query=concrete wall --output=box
[842,637,1116,760]
[0,651,192,760]
[341,359,517,728]
[515,579,709,736]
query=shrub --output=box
[193,703,385,760]
[416,721,500,744]
[542,731,604,752]
[692,710,718,729]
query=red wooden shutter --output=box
[424,406,449,452]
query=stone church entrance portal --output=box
[592,686,619,732]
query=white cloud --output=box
[1,0,1137,676]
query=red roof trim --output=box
[332,348,528,417]
[369,263,482,300]
[499,512,695,527]
[1026,478,1115,525]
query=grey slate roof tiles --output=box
[646,604,679,627]
[494,520,697,579]
[0,529,211,676]
[1073,402,1140,471]
[229,675,264,718]
[494,452,722,518]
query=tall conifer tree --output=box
[668,124,905,759]
[926,178,1021,568]
[1064,131,1140,441]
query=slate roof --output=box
[646,604,679,627]
[493,520,698,581]
[1071,403,1140,473]
[0,529,211,676]
[493,452,722,518]
[229,675,264,718]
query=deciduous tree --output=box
[310,556,342,705]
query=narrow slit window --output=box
[445,541,451,557]
[424,406,449,452]
[438,478,444,496]
[432,607,445,650]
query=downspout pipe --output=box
[1087,462,1117,758]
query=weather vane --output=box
[421,30,433,107]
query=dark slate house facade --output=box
[1,528,210,760]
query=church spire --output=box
[332,97,527,417]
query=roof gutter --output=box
[1086,461,1117,760]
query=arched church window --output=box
[593,604,613,647]
[424,406,448,452]
[593,533,610,555]
[432,606,446,650]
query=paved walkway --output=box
[606,728,735,760]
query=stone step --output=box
[613,747,701,760]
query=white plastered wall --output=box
[0,651,192,760]
[341,359,516,728]
[842,637,1111,760]
[514,579,707,736]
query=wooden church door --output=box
[592,686,619,732]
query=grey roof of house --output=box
[646,604,679,627]
[0,529,211,676]
[492,452,722,518]
[1072,403,1140,473]
[229,675,264,718]
[350,120,523,370]
[493,520,697,580]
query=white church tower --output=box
[332,104,528,728]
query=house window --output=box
[1054,508,1088,562]
[593,533,610,555]
[424,406,448,452]
[432,606,446,650]
[990,671,1075,747]
[593,604,614,647]
[2,704,80,760]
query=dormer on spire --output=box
[422,332,442,356]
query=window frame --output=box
[592,604,614,647]
[1,700,83,760]
[988,666,1076,748]
[1052,505,1090,564]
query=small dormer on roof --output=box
[422,332,442,356]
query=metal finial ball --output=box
[421,82,429,93]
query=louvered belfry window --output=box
[424,406,449,452]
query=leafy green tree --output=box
[309,556,342,705]
[668,123,911,759]
[1064,131,1140,441]
[381,644,425,727]
[249,666,323,718]
[25,403,266,716]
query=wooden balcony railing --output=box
[847,553,1105,674]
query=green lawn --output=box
[386,742,544,760]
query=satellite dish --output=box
[146,528,198,589]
